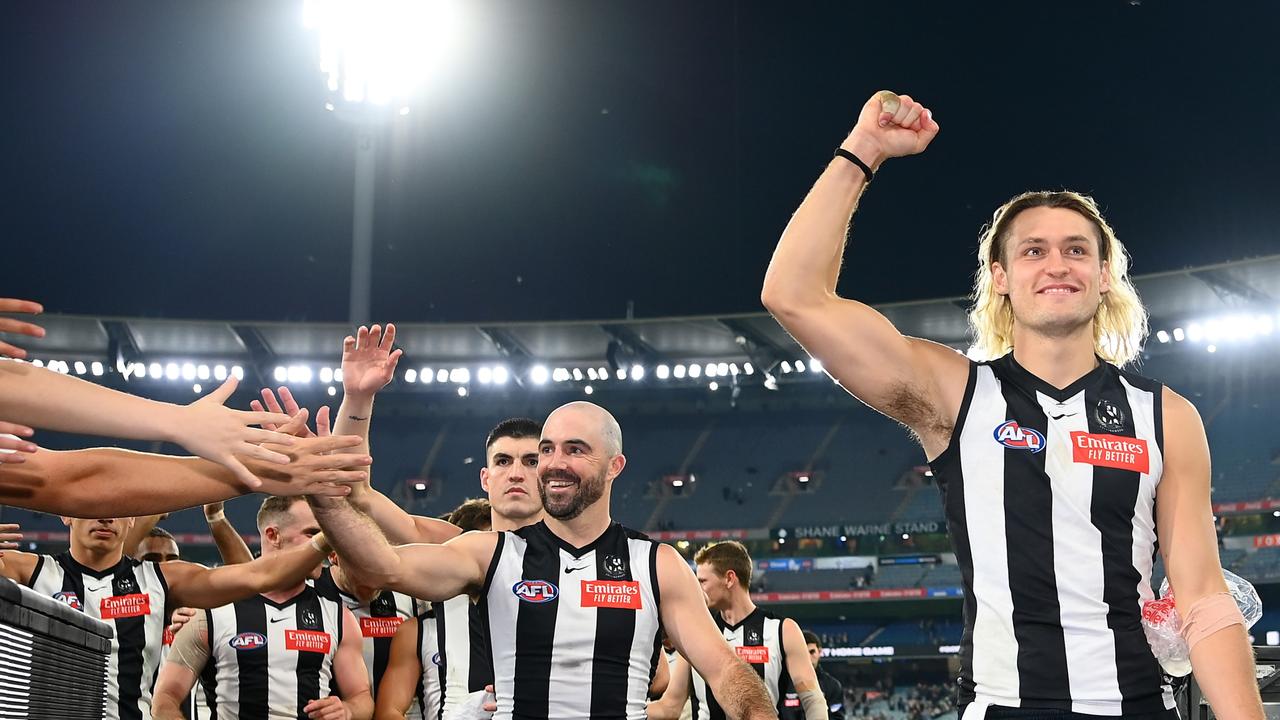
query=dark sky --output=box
[3,1,1277,324]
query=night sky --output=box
[3,1,1277,325]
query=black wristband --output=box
[834,148,875,182]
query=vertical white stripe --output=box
[418,613,439,720]
[266,606,300,713]
[962,366,1020,703]
[546,546,597,719]
[440,594,472,719]
[624,539,661,720]
[1037,389,1122,707]
[210,605,240,717]
[487,533,525,720]
[1120,378,1175,711]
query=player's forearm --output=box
[334,393,375,486]
[306,497,401,586]
[762,133,883,311]
[0,448,243,518]
[646,697,683,720]
[245,537,327,593]
[373,692,413,720]
[0,363,182,443]
[209,517,254,565]
[1191,624,1264,720]
[712,658,778,720]
[150,691,188,720]
[345,690,375,720]
[123,514,165,558]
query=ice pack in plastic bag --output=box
[1141,569,1262,677]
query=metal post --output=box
[349,126,377,326]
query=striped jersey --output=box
[417,608,443,720]
[690,608,791,720]
[316,567,425,719]
[433,593,494,720]
[29,552,169,720]
[203,583,344,719]
[483,521,663,720]
[931,354,1174,716]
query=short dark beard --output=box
[538,468,607,521]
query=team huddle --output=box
[0,89,1264,720]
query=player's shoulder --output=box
[1159,385,1203,428]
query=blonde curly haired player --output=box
[763,89,1260,720]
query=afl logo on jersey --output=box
[431,652,442,666]
[993,420,1046,453]
[53,591,82,610]
[229,632,268,651]
[512,579,559,603]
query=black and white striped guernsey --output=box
[690,608,792,720]
[316,567,426,719]
[482,521,663,720]
[931,354,1174,716]
[28,552,169,720]
[203,583,344,719]
[432,593,493,720]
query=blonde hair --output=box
[968,190,1148,366]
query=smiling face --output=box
[65,516,133,558]
[537,403,625,522]
[481,436,543,525]
[991,206,1110,341]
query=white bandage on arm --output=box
[1179,591,1246,652]
[167,612,211,675]
[798,688,829,720]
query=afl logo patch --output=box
[229,632,268,651]
[53,591,82,610]
[431,652,442,666]
[512,579,558,603]
[993,420,1045,453]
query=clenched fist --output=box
[842,90,940,170]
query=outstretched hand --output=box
[0,298,45,359]
[172,376,296,490]
[341,323,402,398]
[251,386,331,439]
[846,90,940,164]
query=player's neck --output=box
[545,502,612,549]
[70,544,123,572]
[1010,323,1099,389]
[262,583,307,604]
[718,591,757,627]
[491,510,543,533]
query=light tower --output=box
[302,0,466,324]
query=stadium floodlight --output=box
[457,386,468,397]
[134,363,147,379]
[303,0,469,324]
[1259,314,1275,335]
[320,367,334,383]
[436,369,448,383]
[552,368,570,383]
[729,363,739,376]
[780,361,792,374]
[597,367,609,381]
[450,368,470,384]
[193,384,202,394]
[572,368,584,381]
[405,368,418,383]
[198,365,211,380]
[477,366,492,384]
[30,359,43,368]
[232,366,245,380]
[328,386,338,396]
[74,361,87,375]
[274,366,288,382]
[630,365,645,381]
[1186,323,1204,342]
[181,363,197,381]
[1172,327,1185,342]
[615,368,627,380]
[531,365,550,385]
[688,364,702,379]
[763,373,778,391]
[587,367,599,381]
[288,365,313,384]
[717,362,729,376]
[1155,330,1170,344]
[584,385,594,395]
[743,362,754,376]
[704,363,716,378]
[673,364,686,379]
[91,362,104,377]
[214,365,228,381]
[492,366,509,385]
[418,367,432,384]
[808,358,822,373]
[708,381,718,391]
[166,363,180,381]
[1207,344,1217,353]
[655,364,670,380]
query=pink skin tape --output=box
[1179,592,1246,652]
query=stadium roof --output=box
[10,254,1280,390]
